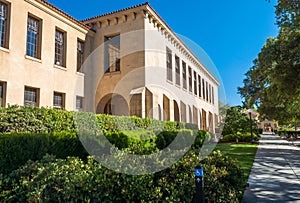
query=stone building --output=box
[0,0,219,132]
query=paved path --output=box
[243,134,300,203]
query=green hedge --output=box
[220,132,259,143]
[0,105,76,133]
[0,106,197,133]
[0,151,244,202]
[277,130,300,138]
[0,132,88,175]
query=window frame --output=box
[104,34,120,73]
[175,55,180,86]
[77,39,84,72]
[188,66,192,93]
[182,61,187,90]
[54,28,67,67]
[193,71,197,95]
[166,47,172,82]
[53,91,65,109]
[26,14,42,59]
[76,96,83,111]
[0,81,6,107]
[0,0,10,49]
[24,86,40,107]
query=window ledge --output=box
[54,64,67,71]
[25,55,42,63]
[0,47,9,53]
[104,71,121,76]
[76,72,85,76]
[167,79,173,85]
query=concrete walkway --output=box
[243,134,300,203]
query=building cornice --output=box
[28,0,90,32]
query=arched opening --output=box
[163,94,170,121]
[174,100,180,122]
[158,104,162,120]
[193,106,198,125]
[180,101,186,123]
[189,105,192,123]
[202,109,207,130]
[96,93,128,116]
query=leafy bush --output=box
[0,105,76,133]
[0,132,87,175]
[0,150,244,202]
[220,132,259,143]
[277,130,300,139]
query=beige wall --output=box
[0,0,88,110]
[83,11,146,113]
[143,15,219,131]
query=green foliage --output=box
[222,106,252,136]
[0,132,87,175]
[201,151,244,202]
[238,1,300,125]
[0,105,76,133]
[277,129,300,139]
[220,132,259,143]
[0,150,244,202]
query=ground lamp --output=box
[244,109,258,143]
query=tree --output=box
[238,1,300,125]
[222,106,250,136]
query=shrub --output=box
[220,133,259,143]
[0,150,244,202]
[0,132,87,175]
[0,105,76,133]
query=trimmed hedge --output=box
[0,105,76,133]
[0,151,244,202]
[0,132,88,175]
[277,130,300,139]
[220,132,259,143]
[0,105,197,133]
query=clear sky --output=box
[47,0,279,106]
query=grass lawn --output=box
[214,143,258,181]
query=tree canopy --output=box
[238,0,300,125]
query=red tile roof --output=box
[37,0,90,30]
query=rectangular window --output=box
[26,15,41,59]
[193,71,197,95]
[206,81,209,102]
[0,81,6,107]
[209,84,212,103]
[198,75,201,97]
[182,61,187,89]
[24,86,39,107]
[0,1,9,48]
[166,47,172,81]
[202,79,205,100]
[188,66,192,93]
[76,96,83,111]
[55,29,66,67]
[77,40,84,72]
[212,86,215,104]
[175,55,180,85]
[53,92,65,109]
[104,34,120,73]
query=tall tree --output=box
[238,0,300,125]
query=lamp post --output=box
[244,109,258,144]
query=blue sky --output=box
[47,0,279,106]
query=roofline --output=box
[81,2,149,23]
[81,2,219,85]
[145,4,220,86]
[34,0,90,31]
